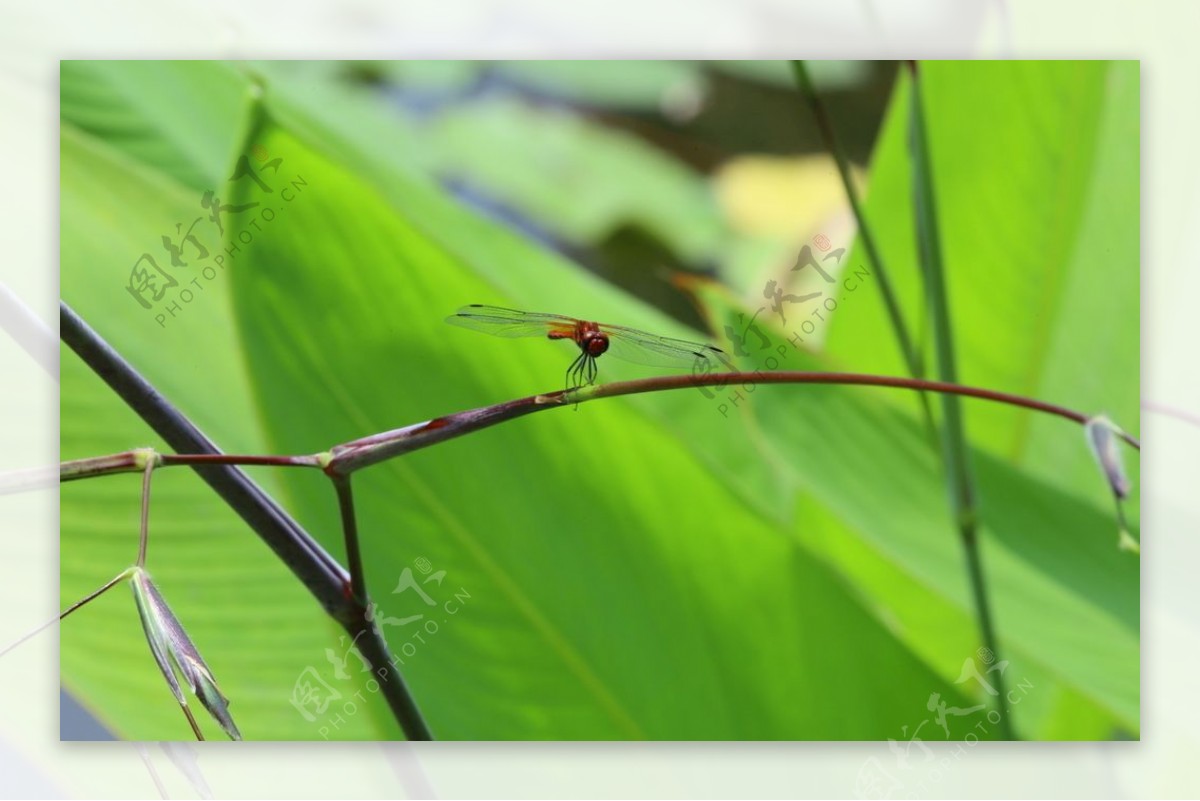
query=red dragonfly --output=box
[446,304,727,389]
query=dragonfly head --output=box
[582,331,609,358]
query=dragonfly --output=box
[446,304,728,389]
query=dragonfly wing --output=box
[446,305,577,338]
[599,323,727,369]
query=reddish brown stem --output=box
[158,454,323,468]
[325,371,1139,476]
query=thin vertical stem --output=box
[179,705,205,741]
[330,474,433,740]
[790,61,933,431]
[331,475,367,606]
[907,62,1013,738]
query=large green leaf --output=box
[258,76,803,524]
[827,62,1139,494]
[60,60,251,191]
[220,108,973,739]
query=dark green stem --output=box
[59,300,433,741]
[790,61,934,433]
[331,477,433,740]
[331,475,368,606]
[907,62,1013,738]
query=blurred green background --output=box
[59,60,1138,741]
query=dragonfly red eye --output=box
[584,333,609,357]
[445,304,727,391]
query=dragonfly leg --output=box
[565,351,585,391]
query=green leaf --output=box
[260,80,801,524]
[222,107,978,739]
[828,62,1139,489]
[60,60,253,191]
